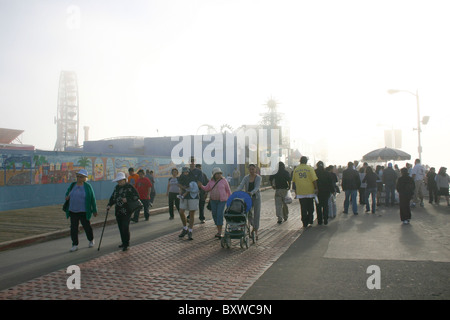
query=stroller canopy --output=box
[226,191,253,213]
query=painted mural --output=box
[0,150,182,187]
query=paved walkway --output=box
[1,189,448,300]
[0,189,303,300]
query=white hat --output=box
[212,167,222,176]
[113,172,126,182]
[76,169,88,177]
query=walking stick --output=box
[98,209,109,251]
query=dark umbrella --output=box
[362,147,411,162]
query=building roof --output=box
[0,128,24,144]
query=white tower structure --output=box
[54,71,79,151]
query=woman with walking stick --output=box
[106,171,140,251]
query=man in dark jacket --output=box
[383,163,398,206]
[269,162,291,224]
[315,161,335,225]
[342,162,361,215]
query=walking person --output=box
[342,162,361,215]
[128,167,139,186]
[358,163,368,205]
[411,158,425,207]
[315,161,335,225]
[177,164,201,241]
[383,163,398,206]
[232,167,241,187]
[269,161,291,224]
[198,167,231,238]
[326,165,339,219]
[396,168,415,224]
[375,165,384,206]
[106,172,140,251]
[435,167,450,206]
[362,167,379,214]
[128,167,141,221]
[196,164,209,223]
[146,170,156,207]
[237,164,262,239]
[425,167,438,205]
[132,169,152,222]
[64,169,98,252]
[292,156,318,228]
[166,168,180,220]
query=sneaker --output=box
[188,231,193,240]
[88,240,95,248]
[179,229,188,238]
[70,245,78,252]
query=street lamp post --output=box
[387,89,429,163]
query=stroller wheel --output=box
[226,236,231,249]
[220,236,226,248]
[240,236,249,249]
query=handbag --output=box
[284,190,293,204]
[62,199,70,212]
[127,199,143,212]
[206,179,221,211]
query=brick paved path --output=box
[0,196,304,300]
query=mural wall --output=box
[0,150,197,211]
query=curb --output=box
[0,187,272,252]
[0,206,169,252]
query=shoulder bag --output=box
[206,179,221,211]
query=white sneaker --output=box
[88,241,95,248]
[70,245,78,252]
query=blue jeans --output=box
[365,188,377,213]
[344,189,358,214]
[210,200,226,226]
[385,182,396,206]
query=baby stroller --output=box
[221,191,255,249]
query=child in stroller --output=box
[221,191,255,249]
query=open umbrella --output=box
[362,147,411,162]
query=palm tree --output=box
[77,157,91,168]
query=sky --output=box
[1,0,449,168]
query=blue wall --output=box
[0,148,236,211]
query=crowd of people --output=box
[63,156,449,252]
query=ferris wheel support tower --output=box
[54,71,80,151]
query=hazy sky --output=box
[1,0,449,168]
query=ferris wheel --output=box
[54,71,79,151]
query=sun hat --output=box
[212,167,223,176]
[113,171,126,182]
[76,169,88,177]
